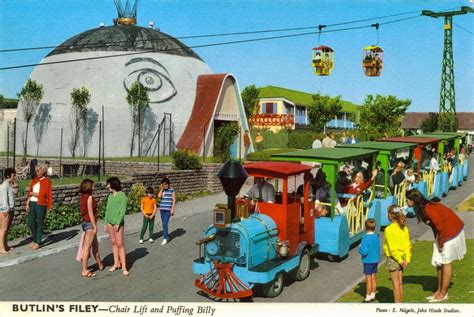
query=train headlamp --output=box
[206,241,219,256]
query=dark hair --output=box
[351,170,364,182]
[106,177,122,191]
[405,189,429,223]
[146,186,154,194]
[79,179,94,194]
[4,167,16,179]
[387,205,406,228]
[365,218,376,231]
[161,178,170,185]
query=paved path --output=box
[0,158,472,303]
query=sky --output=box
[0,0,472,112]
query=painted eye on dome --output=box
[123,57,177,103]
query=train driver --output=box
[245,177,275,203]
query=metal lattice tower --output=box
[422,6,473,132]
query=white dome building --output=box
[15,9,252,159]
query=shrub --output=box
[288,131,314,149]
[8,223,30,241]
[172,149,202,170]
[190,190,211,199]
[45,203,82,231]
[214,122,240,162]
[127,183,146,215]
[176,192,188,202]
[247,148,298,161]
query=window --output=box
[262,102,276,114]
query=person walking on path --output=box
[0,168,16,254]
[406,189,466,303]
[359,218,380,303]
[383,205,412,303]
[139,186,157,244]
[25,164,52,250]
[157,178,175,246]
[79,179,104,277]
[104,177,129,276]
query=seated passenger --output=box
[347,169,379,196]
[372,53,382,75]
[390,160,406,191]
[245,177,275,203]
[429,151,440,172]
[374,161,385,198]
[314,200,330,218]
[404,168,415,189]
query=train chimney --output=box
[217,160,248,219]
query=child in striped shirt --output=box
[157,178,176,245]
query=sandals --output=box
[108,266,122,272]
[81,271,96,278]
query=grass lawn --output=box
[456,194,474,212]
[17,175,113,195]
[337,239,474,303]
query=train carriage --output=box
[336,141,417,226]
[379,137,444,202]
[271,148,381,261]
[193,161,318,300]
[422,132,468,184]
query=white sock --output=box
[365,294,371,301]
[370,292,376,299]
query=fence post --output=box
[6,123,10,168]
[98,121,102,182]
[13,119,16,170]
[102,105,105,176]
[202,124,206,162]
[59,128,63,178]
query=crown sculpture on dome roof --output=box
[113,0,138,25]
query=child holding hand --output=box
[139,187,157,244]
[359,218,380,302]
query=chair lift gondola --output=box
[312,46,334,76]
[362,46,384,77]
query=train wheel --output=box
[262,272,284,298]
[293,249,311,281]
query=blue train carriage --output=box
[337,141,417,227]
[425,132,468,182]
[380,136,445,204]
[193,161,318,300]
[412,133,463,191]
[271,148,381,261]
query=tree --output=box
[126,81,149,156]
[241,85,260,119]
[214,122,240,162]
[69,87,91,157]
[307,94,343,132]
[420,113,438,133]
[359,95,411,135]
[18,79,44,159]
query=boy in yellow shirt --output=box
[139,187,157,243]
[384,205,412,303]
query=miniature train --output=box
[193,132,469,300]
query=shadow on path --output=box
[41,229,80,247]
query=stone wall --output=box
[8,164,223,227]
[0,156,174,177]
